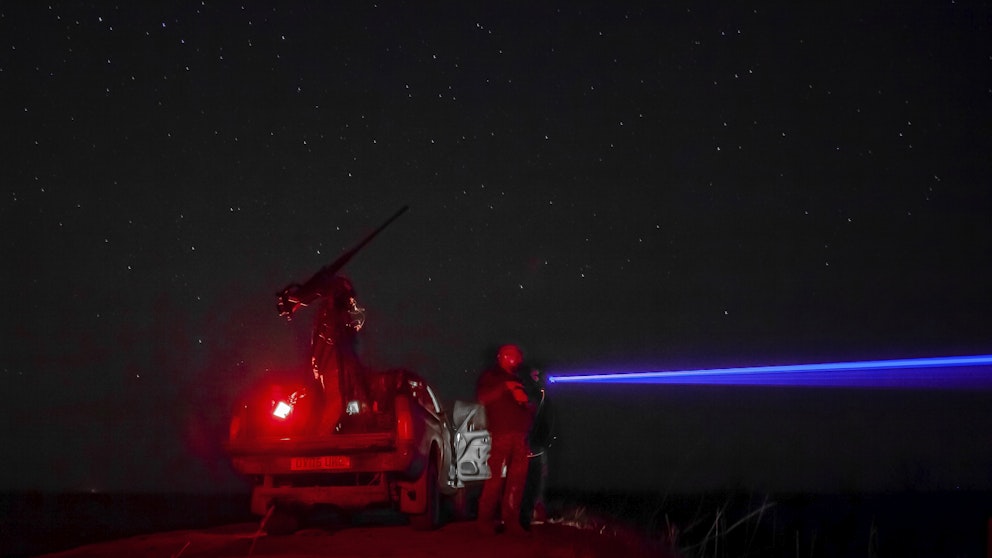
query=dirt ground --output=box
[37,519,673,558]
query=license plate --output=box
[290,455,351,471]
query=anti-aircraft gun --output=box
[273,204,410,431]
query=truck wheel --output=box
[450,488,471,520]
[409,456,441,531]
[449,483,480,521]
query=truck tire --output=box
[449,483,480,521]
[409,455,441,531]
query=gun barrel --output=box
[326,205,409,274]
[277,205,409,318]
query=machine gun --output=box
[276,205,409,319]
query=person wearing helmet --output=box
[279,274,370,432]
[308,276,369,427]
[475,344,536,536]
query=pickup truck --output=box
[225,368,491,533]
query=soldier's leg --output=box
[501,433,532,534]
[476,435,510,533]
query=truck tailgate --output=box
[226,431,396,456]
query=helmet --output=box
[329,275,356,303]
[345,296,366,331]
[497,344,523,371]
[327,276,365,331]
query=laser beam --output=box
[546,354,992,389]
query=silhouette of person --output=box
[278,274,369,431]
[520,365,554,527]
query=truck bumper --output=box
[230,443,426,515]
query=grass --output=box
[543,488,991,558]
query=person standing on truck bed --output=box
[476,344,535,536]
[278,274,370,433]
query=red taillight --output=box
[395,396,414,441]
[272,401,292,419]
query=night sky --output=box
[2,3,991,495]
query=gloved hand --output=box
[506,381,529,404]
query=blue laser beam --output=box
[546,354,992,389]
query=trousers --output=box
[477,431,531,531]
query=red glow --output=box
[395,397,413,441]
[273,401,292,419]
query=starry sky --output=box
[2,2,991,495]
